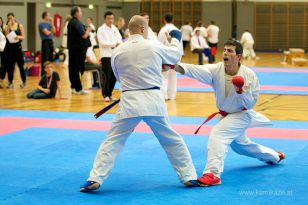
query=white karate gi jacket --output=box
[180,62,271,127]
[111,34,181,119]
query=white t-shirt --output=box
[181,24,193,41]
[207,24,220,44]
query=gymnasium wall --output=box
[2,0,308,52]
[201,1,232,47]
[237,1,254,42]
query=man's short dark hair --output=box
[140,12,149,17]
[42,11,48,19]
[104,11,114,19]
[224,39,243,55]
[164,13,173,23]
[70,6,80,17]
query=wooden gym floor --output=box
[0,50,308,121]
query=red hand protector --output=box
[162,64,175,70]
[232,75,245,94]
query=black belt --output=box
[122,86,160,93]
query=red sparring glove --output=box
[162,64,175,70]
[232,75,245,94]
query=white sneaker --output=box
[76,90,88,95]
[20,82,26,88]
[71,89,77,94]
[104,96,110,102]
[7,83,13,89]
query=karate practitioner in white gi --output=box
[157,13,183,100]
[173,39,285,186]
[80,15,198,192]
[240,29,256,59]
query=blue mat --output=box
[0,110,307,205]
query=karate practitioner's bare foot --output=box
[80,181,100,192]
[184,180,200,187]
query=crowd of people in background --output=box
[0,7,256,101]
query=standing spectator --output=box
[180,21,193,51]
[190,28,212,65]
[86,17,97,48]
[3,12,26,88]
[207,20,220,62]
[97,11,122,102]
[0,16,6,88]
[116,17,126,40]
[62,15,72,66]
[157,13,182,100]
[39,11,55,77]
[240,29,256,59]
[67,6,91,95]
[140,12,157,40]
[27,61,61,99]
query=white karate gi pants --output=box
[243,42,256,59]
[162,69,177,100]
[203,111,280,177]
[88,115,197,184]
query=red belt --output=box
[194,108,247,134]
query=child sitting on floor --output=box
[27,61,61,99]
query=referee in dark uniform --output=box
[67,6,91,95]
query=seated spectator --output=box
[191,28,213,64]
[27,61,61,99]
[84,46,103,88]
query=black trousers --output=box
[101,57,116,97]
[192,49,205,65]
[41,40,54,76]
[183,40,189,50]
[69,49,86,92]
[0,52,5,80]
[6,43,26,84]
